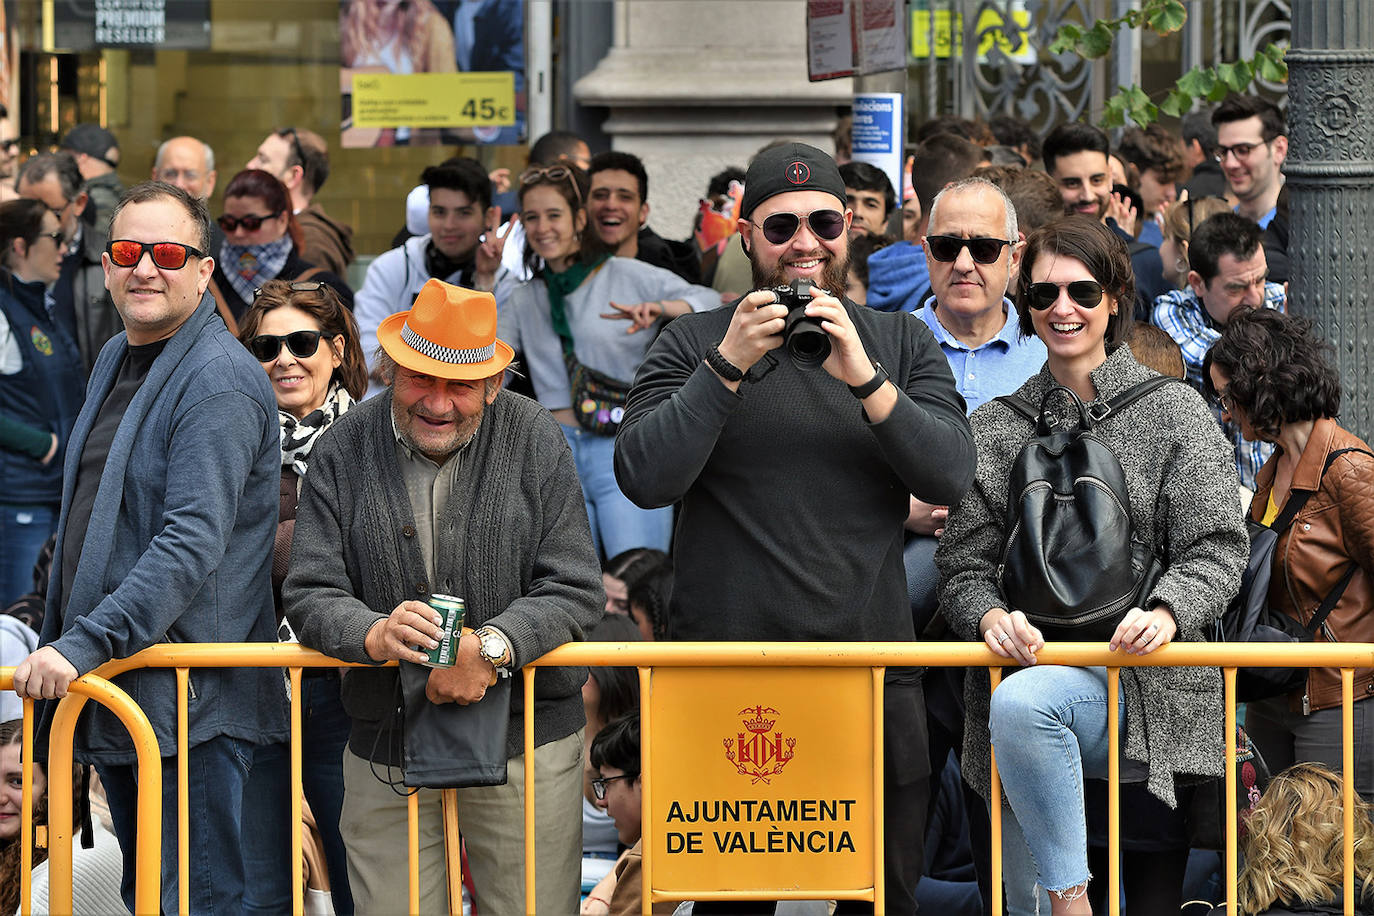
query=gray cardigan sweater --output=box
[283,388,603,761]
[935,344,1249,807]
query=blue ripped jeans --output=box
[989,665,1125,907]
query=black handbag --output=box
[1185,723,1271,850]
[1209,447,1372,702]
[995,378,1174,641]
[562,348,631,437]
[400,659,511,789]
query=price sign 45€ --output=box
[350,72,516,129]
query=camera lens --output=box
[783,311,830,369]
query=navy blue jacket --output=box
[0,273,85,504]
[40,292,287,763]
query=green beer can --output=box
[423,594,465,668]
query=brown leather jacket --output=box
[1251,418,1374,712]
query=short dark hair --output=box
[1212,94,1286,141]
[110,181,213,254]
[913,115,993,146]
[838,161,896,216]
[1116,125,1186,183]
[528,130,588,167]
[0,198,52,272]
[988,113,1041,160]
[1188,211,1263,284]
[1204,308,1340,440]
[588,150,648,203]
[913,133,984,215]
[589,713,641,778]
[421,157,493,211]
[17,151,83,201]
[1016,216,1132,349]
[280,128,330,194]
[1182,107,1219,157]
[849,232,893,291]
[1042,122,1110,175]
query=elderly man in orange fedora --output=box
[284,278,602,915]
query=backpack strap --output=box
[1278,446,1373,637]
[994,394,1038,423]
[1090,375,1180,422]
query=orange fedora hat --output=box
[376,278,514,380]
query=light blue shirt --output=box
[918,297,1047,414]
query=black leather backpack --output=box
[995,377,1176,641]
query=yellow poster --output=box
[645,667,879,901]
[911,4,1034,63]
[349,71,516,129]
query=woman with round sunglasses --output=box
[1204,308,1374,802]
[235,278,369,914]
[937,217,1248,916]
[212,169,353,325]
[0,198,84,607]
[498,164,718,558]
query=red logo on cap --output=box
[785,161,810,184]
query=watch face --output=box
[481,635,503,659]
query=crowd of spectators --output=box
[3,90,1373,916]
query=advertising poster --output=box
[52,0,211,51]
[851,92,904,207]
[808,0,907,82]
[340,0,525,149]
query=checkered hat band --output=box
[401,323,495,364]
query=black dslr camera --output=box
[771,278,830,370]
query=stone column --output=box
[1287,2,1374,437]
[573,0,851,240]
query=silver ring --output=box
[997,633,1012,644]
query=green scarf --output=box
[545,254,610,356]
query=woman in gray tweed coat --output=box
[935,218,1248,916]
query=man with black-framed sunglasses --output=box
[616,141,975,916]
[247,126,354,277]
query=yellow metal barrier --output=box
[4,640,1372,916]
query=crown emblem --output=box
[723,704,796,784]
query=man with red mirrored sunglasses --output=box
[615,142,975,915]
[12,181,286,914]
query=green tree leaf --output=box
[1177,67,1215,97]
[1081,21,1115,59]
[1160,89,1193,118]
[1049,23,1083,56]
[1147,0,1188,34]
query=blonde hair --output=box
[1237,763,1374,913]
[340,0,444,70]
[1161,195,1232,249]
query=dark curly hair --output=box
[1015,216,1133,349]
[1203,308,1340,442]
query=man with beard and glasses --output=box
[283,278,602,915]
[614,142,975,915]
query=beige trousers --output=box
[340,729,584,915]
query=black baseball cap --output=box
[60,124,119,165]
[740,142,847,221]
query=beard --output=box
[749,249,852,300]
[392,397,486,464]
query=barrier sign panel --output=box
[646,667,877,897]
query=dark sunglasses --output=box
[925,235,1012,264]
[107,239,205,270]
[758,209,846,245]
[247,330,324,362]
[218,211,284,233]
[1027,279,1106,310]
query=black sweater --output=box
[614,297,974,643]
